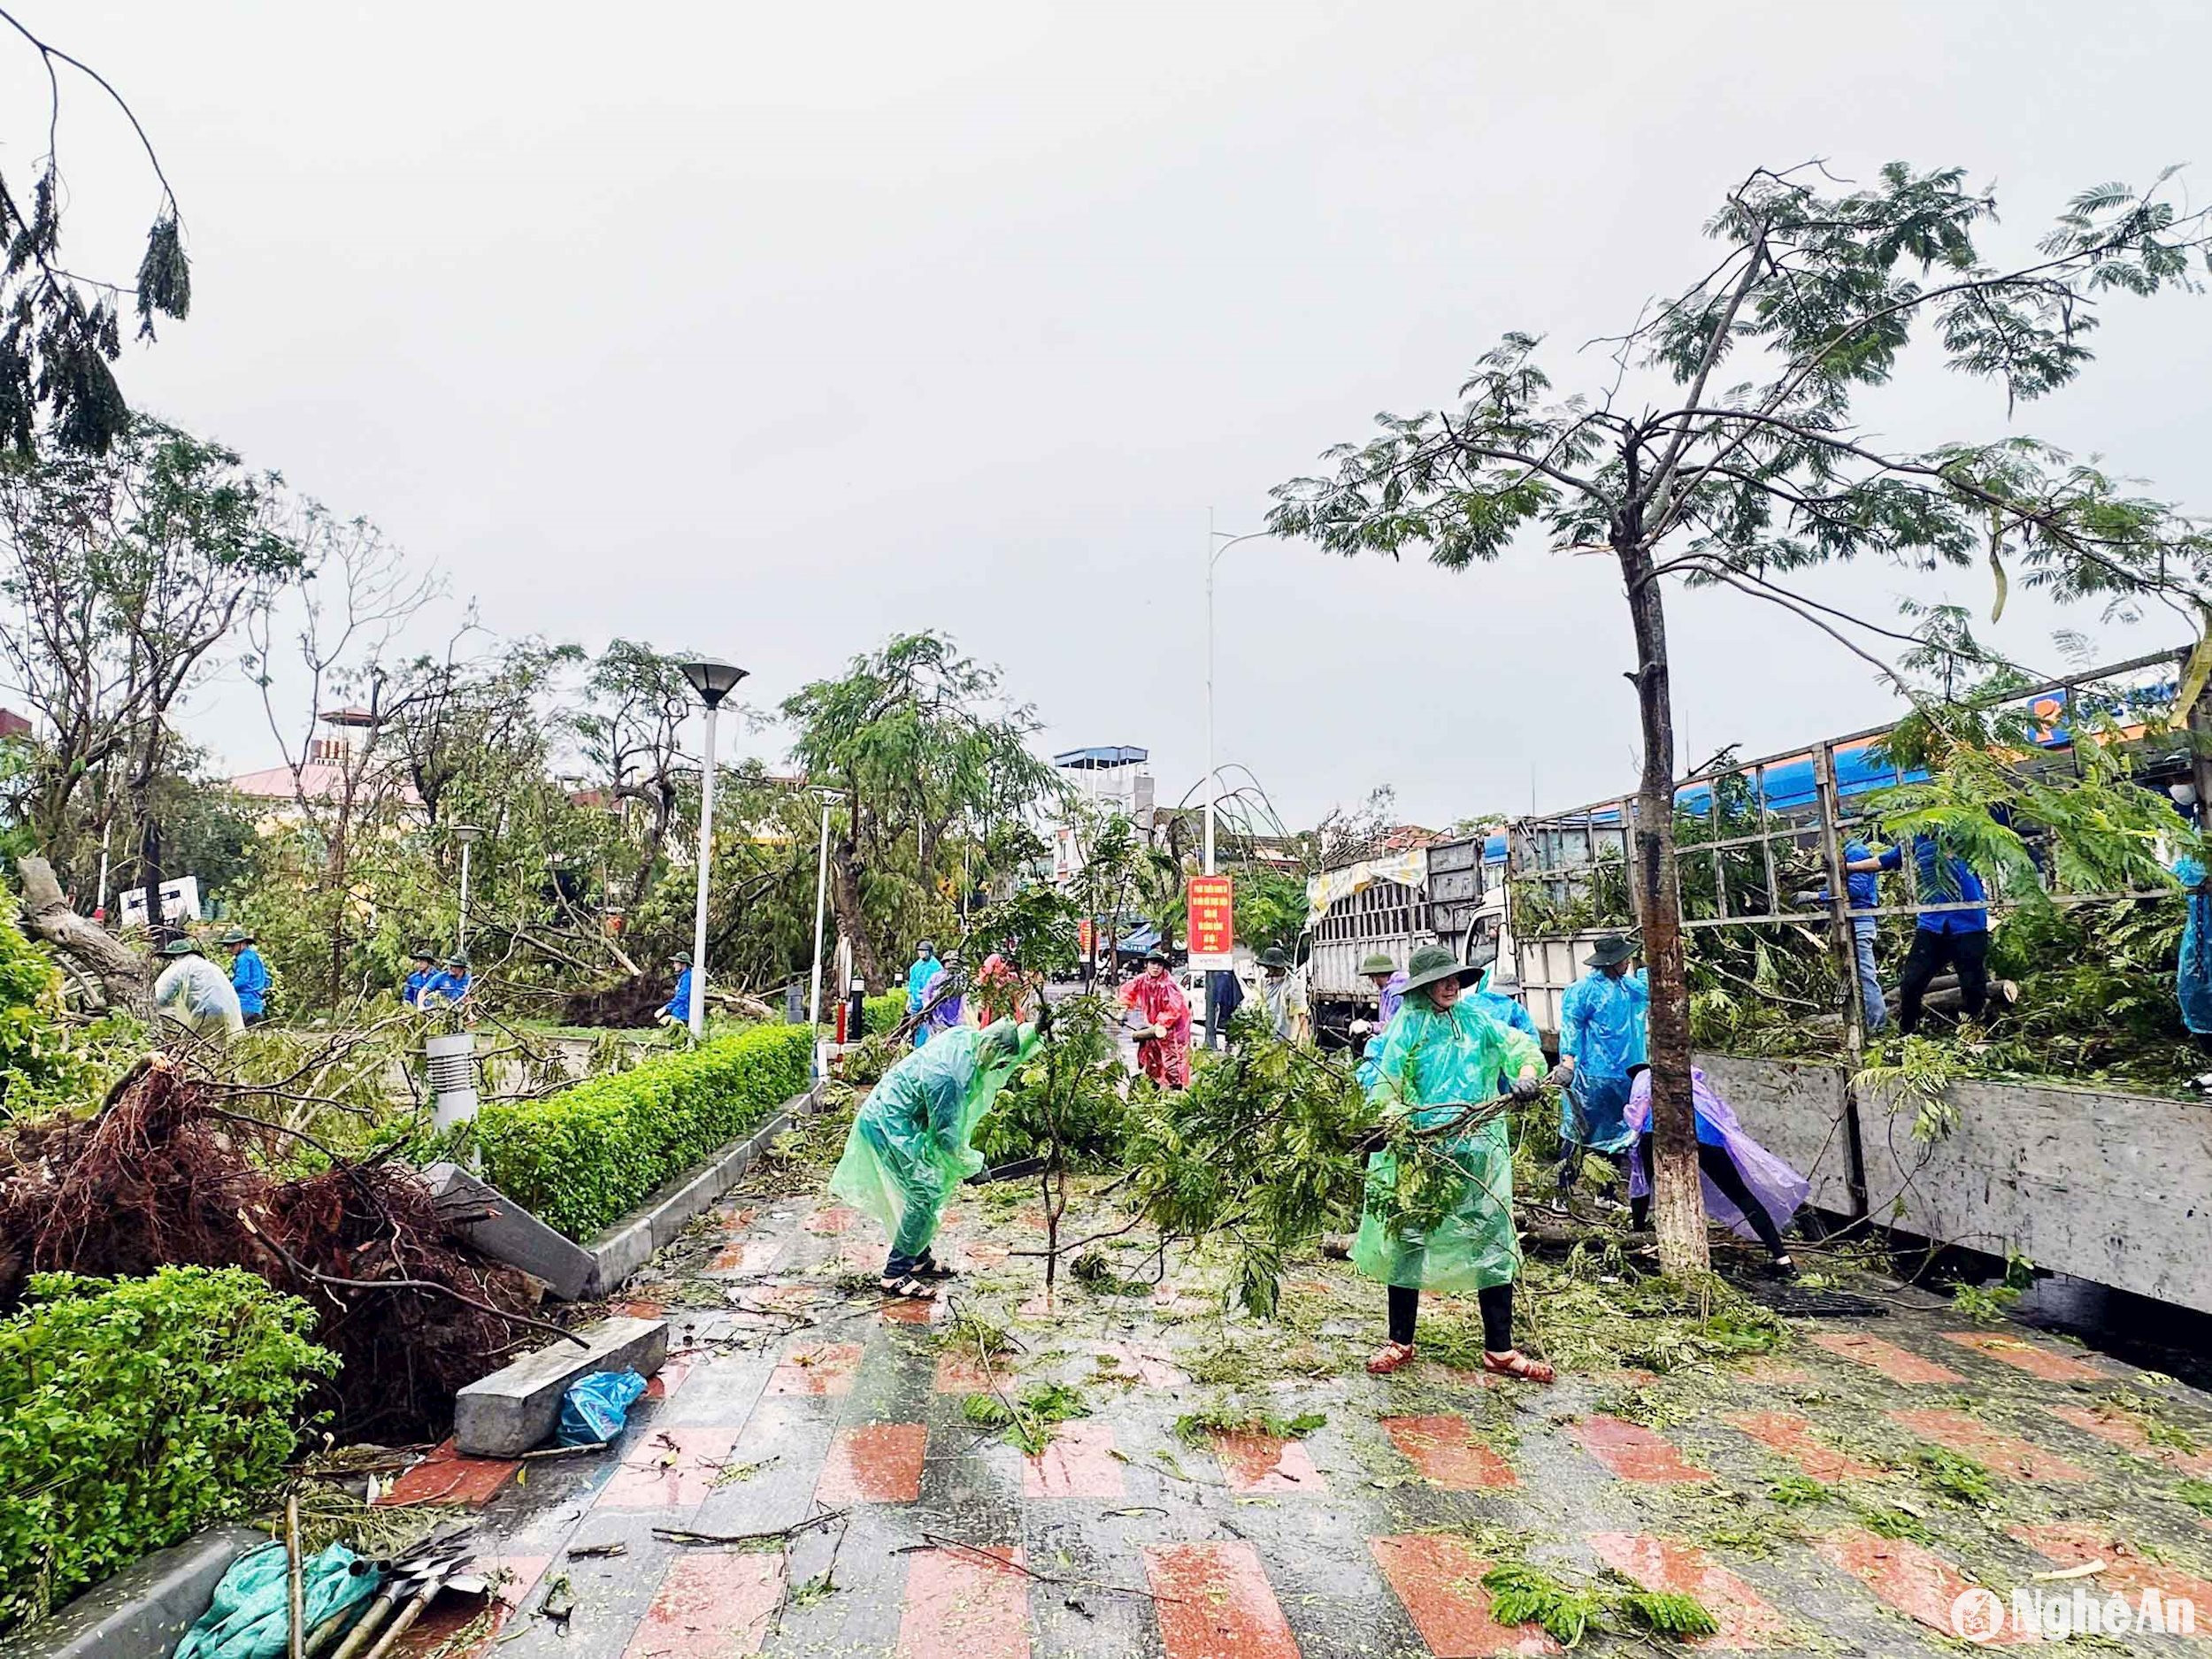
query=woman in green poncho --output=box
[1356,944,1555,1382]
[830,1017,1040,1297]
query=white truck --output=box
[1301,830,1621,1047]
[1301,834,1502,1045]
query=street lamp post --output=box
[678,659,750,1038]
[1205,514,1271,876]
[806,789,840,1055]
[451,824,485,951]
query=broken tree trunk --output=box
[16,856,151,1017]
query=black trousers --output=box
[1388,1282,1512,1351]
[1630,1137,1789,1258]
[1895,926,1988,1035]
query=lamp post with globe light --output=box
[677,659,749,1037]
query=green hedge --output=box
[0,1268,334,1635]
[477,1022,812,1240]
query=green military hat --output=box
[1585,935,1637,968]
[158,937,201,956]
[1356,951,1395,978]
[1400,942,1486,996]
[219,926,256,946]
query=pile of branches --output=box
[0,1056,553,1441]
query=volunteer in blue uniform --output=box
[423,953,472,1007]
[1848,836,1986,1034]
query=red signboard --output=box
[1187,875,1234,969]
[1078,918,1094,957]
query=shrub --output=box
[477,1022,811,1240]
[0,1267,334,1635]
[0,881,93,1122]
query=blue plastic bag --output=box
[557,1368,648,1446]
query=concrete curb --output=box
[17,1525,263,1659]
[582,1083,822,1295]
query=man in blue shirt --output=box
[403,947,438,1008]
[223,928,270,1025]
[660,950,695,1027]
[1849,835,1987,1034]
[1816,839,1887,1034]
[423,953,473,1008]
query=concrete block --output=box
[18,1525,262,1659]
[453,1315,667,1456]
[425,1162,598,1302]
[588,1217,655,1296]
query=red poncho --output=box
[1118,971,1192,1087]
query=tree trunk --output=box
[829,845,884,991]
[16,855,152,1015]
[1617,537,1709,1276]
[132,721,167,946]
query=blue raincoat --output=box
[2179,856,2212,1036]
[661,966,694,1022]
[1353,994,1545,1294]
[1471,986,1540,1097]
[1559,968,1646,1153]
[906,952,941,1045]
[829,1021,1036,1260]
[914,963,963,1045]
[1355,1034,1385,1092]
[230,947,269,1018]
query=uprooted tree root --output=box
[0,1055,550,1441]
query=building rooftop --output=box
[1053,745,1148,771]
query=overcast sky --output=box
[12,1,2212,828]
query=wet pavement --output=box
[375,1155,2212,1657]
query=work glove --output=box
[1349,1018,1372,1039]
[1544,1061,1575,1089]
[1509,1073,1544,1102]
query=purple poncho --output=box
[1627,1069,1810,1241]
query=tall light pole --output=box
[806,788,841,1048]
[678,659,749,1037]
[451,824,485,951]
[1205,514,1272,876]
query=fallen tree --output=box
[13,856,149,1016]
[0,1054,549,1440]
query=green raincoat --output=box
[830,1019,1036,1260]
[1352,995,1545,1294]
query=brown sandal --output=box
[1482,1348,1555,1384]
[1365,1340,1418,1375]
